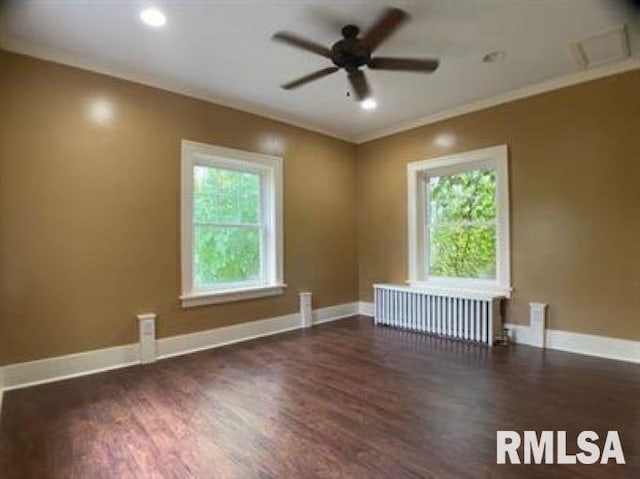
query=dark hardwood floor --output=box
[1,316,638,478]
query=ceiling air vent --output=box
[570,25,630,69]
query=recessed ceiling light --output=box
[360,98,377,110]
[140,8,167,27]
[483,50,507,63]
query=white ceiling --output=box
[1,0,638,142]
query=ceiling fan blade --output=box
[361,8,409,52]
[348,70,371,101]
[369,57,440,73]
[272,32,332,58]
[281,67,339,90]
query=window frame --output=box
[407,145,511,297]
[180,140,284,307]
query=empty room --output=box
[0,0,639,477]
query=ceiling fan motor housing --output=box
[331,25,371,72]
[331,39,371,72]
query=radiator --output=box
[373,284,505,346]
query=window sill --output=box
[181,283,287,308]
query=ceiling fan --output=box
[272,8,439,106]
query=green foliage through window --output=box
[193,166,262,289]
[427,169,497,279]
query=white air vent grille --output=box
[571,25,630,69]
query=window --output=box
[407,145,511,296]
[181,140,284,307]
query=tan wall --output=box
[357,69,640,341]
[1,50,638,366]
[0,50,359,365]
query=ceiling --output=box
[1,0,638,142]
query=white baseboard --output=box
[0,301,361,395]
[360,301,639,364]
[157,312,301,360]
[358,301,374,317]
[158,302,362,360]
[1,343,140,392]
[314,301,361,324]
[505,323,640,364]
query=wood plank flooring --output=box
[1,316,638,478]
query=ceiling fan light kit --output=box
[360,98,378,110]
[273,8,440,107]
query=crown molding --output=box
[2,38,638,146]
[355,57,640,144]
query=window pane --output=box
[194,225,261,288]
[429,226,496,279]
[428,169,496,225]
[194,166,260,224]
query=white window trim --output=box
[180,140,285,308]
[407,144,511,297]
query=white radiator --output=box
[373,284,505,346]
